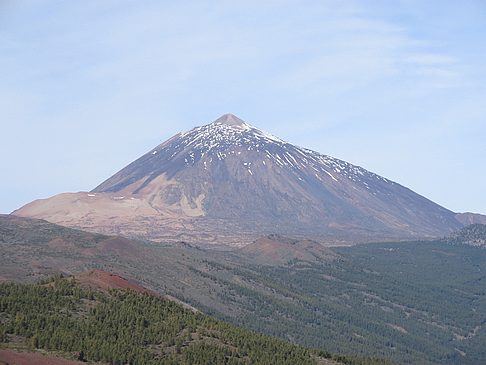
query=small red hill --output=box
[75,270,158,296]
[239,234,336,265]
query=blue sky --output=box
[1,0,485,214]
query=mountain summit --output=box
[14,114,467,245]
[214,113,248,127]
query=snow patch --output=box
[324,171,338,182]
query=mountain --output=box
[13,113,475,244]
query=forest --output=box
[0,275,394,365]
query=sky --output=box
[0,0,485,214]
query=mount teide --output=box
[14,114,471,245]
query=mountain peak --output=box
[213,113,249,128]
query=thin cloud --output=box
[0,0,484,213]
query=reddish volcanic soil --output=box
[0,349,87,365]
[74,270,158,296]
[75,270,198,313]
[239,235,336,265]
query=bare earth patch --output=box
[0,349,88,365]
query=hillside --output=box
[2,215,486,364]
[0,276,393,365]
[13,114,473,245]
[455,213,486,226]
[0,214,149,282]
[446,224,486,247]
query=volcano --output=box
[14,113,468,245]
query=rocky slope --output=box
[13,113,476,245]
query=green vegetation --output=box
[0,276,394,365]
[446,223,486,247]
[189,241,486,365]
